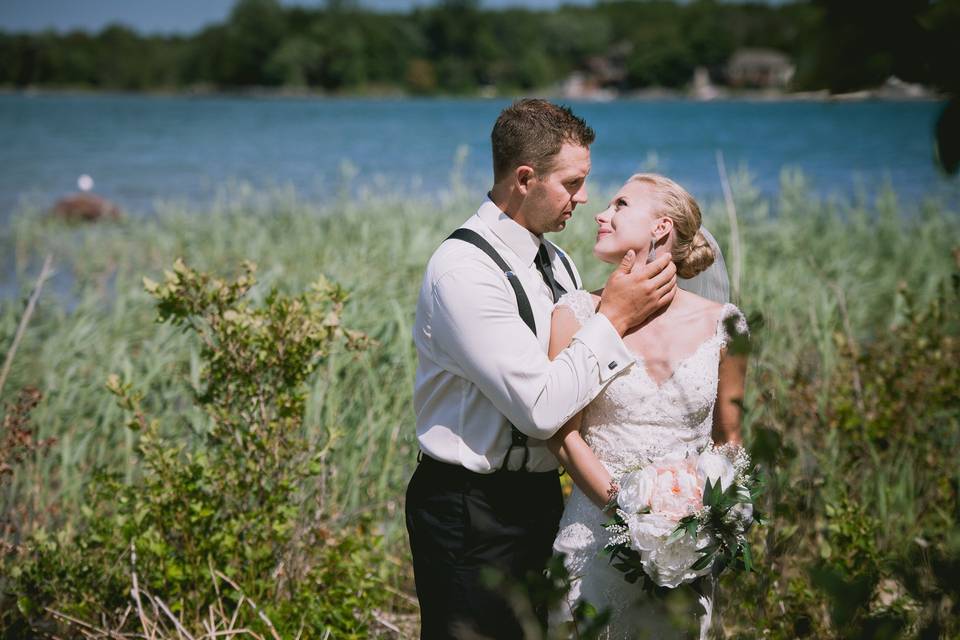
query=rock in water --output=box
[52,193,122,222]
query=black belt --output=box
[417,451,557,478]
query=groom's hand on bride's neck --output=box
[598,251,677,336]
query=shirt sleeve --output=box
[430,264,633,440]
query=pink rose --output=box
[642,456,702,521]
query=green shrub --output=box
[4,259,390,637]
[723,250,960,639]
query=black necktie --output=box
[535,243,566,303]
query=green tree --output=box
[794,0,932,92]
[219,0,287,86]
[265,36,324,86]
[626,22,696,88]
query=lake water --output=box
[0,93,954,223]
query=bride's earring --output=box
[645,234,657,264]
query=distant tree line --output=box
[0,0,956,95]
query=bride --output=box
[547,173,748,639]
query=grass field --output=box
[1,172,958,637]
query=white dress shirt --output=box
[412,198,635,473]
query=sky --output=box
[0,0,597,35]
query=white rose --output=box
[643,534,702,588]
[642,530,716,588]
[697,451,735,492]
[618,467,655,514]
[627,513,675,553]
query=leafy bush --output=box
[4,259,390,638]
[724,250,960,639]
[0,388,54,558]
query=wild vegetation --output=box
[1,0,957,95]
[0,172,958,637]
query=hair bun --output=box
[676,228,715,279]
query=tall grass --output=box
[1,172,958,633]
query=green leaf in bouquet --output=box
[703,477,721,508]
[691,549,716,571]
[712,554,730,576]
[715,495,735,514]
[742,539,754,573]
[722,532,739,557]
[713,483,740,513]
[669,514,696,542]
[613,555,645,584]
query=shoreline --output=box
[0,85,946,104]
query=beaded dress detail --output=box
[550,289,748,640]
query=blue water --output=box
[0,94,953,222]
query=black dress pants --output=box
[405,455,564,640]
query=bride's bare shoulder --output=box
[680,291,726,320]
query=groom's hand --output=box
[598,251,677,335]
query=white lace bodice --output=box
[559,289,747,477]
[550,289,748,639]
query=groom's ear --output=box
[516,165,535,194]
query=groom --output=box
[406,99,678,639]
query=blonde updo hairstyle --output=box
[628,173,715,279]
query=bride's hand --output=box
[598,251,677,335]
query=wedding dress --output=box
[549,289,748,640]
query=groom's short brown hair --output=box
[491,99,595,182]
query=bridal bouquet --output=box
[603,443,761,589]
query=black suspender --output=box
[552,243,580,290]
[445,228,578,473]
[447,228,537,335]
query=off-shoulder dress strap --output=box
[717,302,749,349]
[555,289,597,326]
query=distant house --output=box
[561,72,617,101]
[725,48,794,89]
[561,42,630,100]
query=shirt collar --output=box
[476,196,543,267]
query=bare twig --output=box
[213,571,281,640]
[44,607,126,638]
[44,607,102,632]
[372,610,401,634]
[116,606,133,631]
[0,254,53,398]
[130,543,156,639]
[715,151,742,304]
[381,583,419,609]
[209,557,228,625]
[152,596,196,640]
[228,596,244,632]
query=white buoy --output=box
[78,174,94,191]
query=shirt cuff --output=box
[572,313,634,383]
